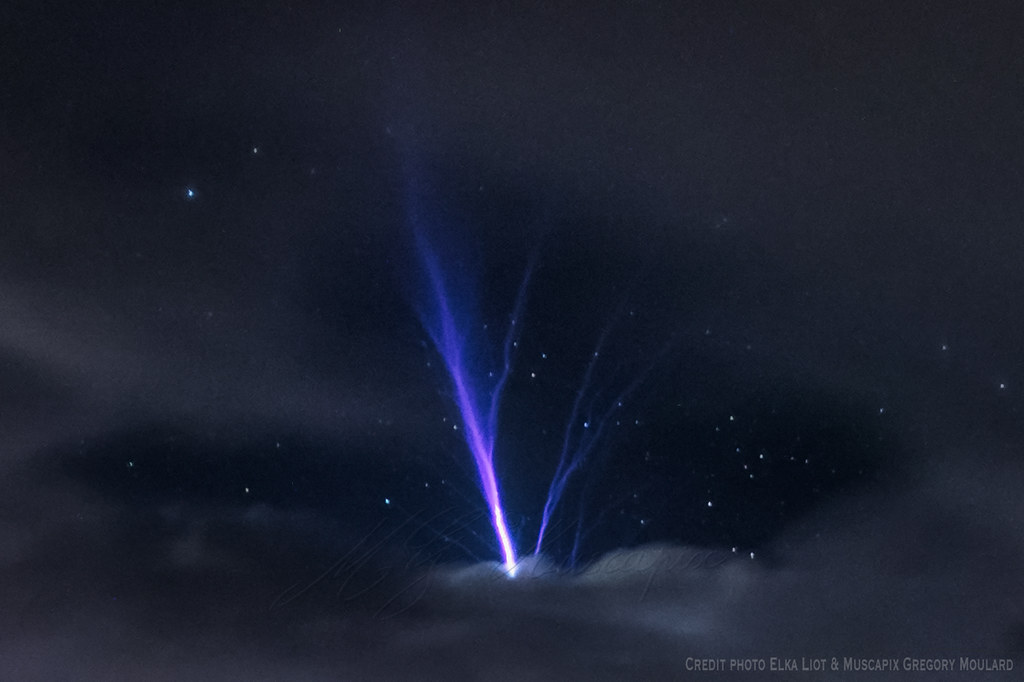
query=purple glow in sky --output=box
[410,225,520,571]
[404,170,669,572]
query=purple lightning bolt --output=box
[406,192,535,573]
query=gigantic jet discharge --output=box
[406,206,526,573]
[405,177,658,574]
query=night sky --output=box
[2,1,1023,679]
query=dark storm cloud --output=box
[2,448,1021,679]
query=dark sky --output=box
[2,1,1023,679]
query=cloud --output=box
[1,427,1020,680]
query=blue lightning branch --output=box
[534,329,668,556]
